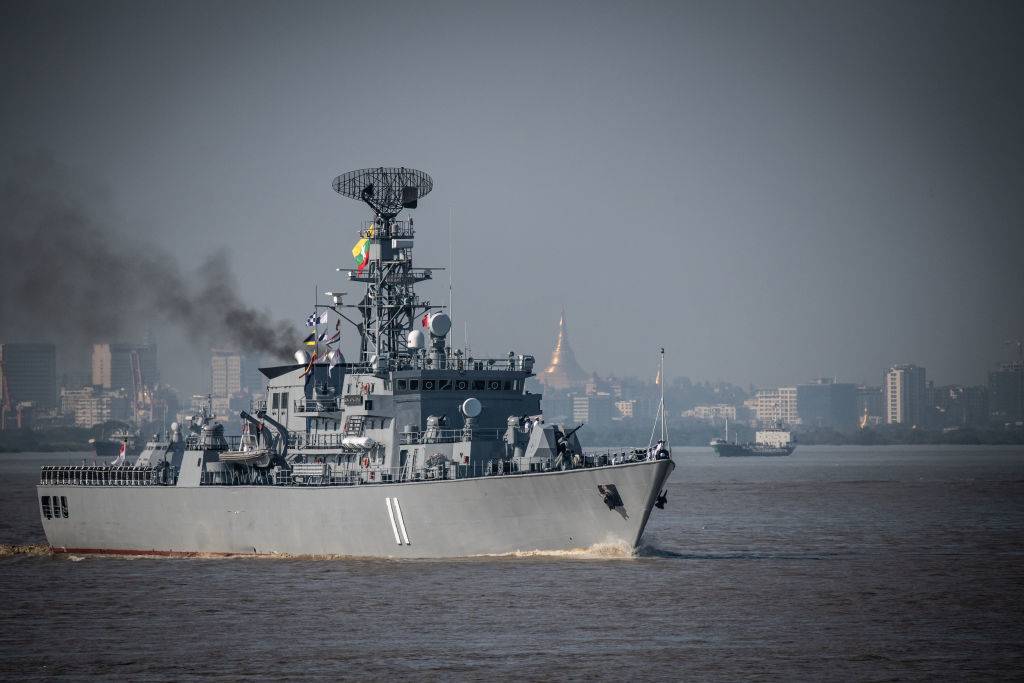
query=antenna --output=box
[449,206,454,321]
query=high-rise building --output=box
[539,311,588,390]
[0,342,57,409]
[92,343,133,390]
[884,364,927,426]
[988,362,1023,424]
[92,342,159,392]
[754,387,799,425]
[796,378,858,430]
[211,349,264,398]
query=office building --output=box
[754,387,799,425]
[884,364,927,426]
[0,342,57,409]
[988,362,1023,424]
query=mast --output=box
[649,347,669,450]
[331,168,437,364]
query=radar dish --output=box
[332,167,433,217]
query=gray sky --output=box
[2,0,1022,394]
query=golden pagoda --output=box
[540,311,588,390]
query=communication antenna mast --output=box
[332,167,437,363]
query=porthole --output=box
[456,380,467,390]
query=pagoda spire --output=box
[540,309,588,389]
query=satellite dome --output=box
[428,312,452,337]
[407,330,425,350]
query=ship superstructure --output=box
[36,168,674,558]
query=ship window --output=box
[456,380,468,391]
[272,393,280,409]
[514,380,521,391]
[473,380,485,391]
[60,496,69,518]
[439,379,452,391]
[41,496,52,519]
[365,400,373,411]
[281,393,289,410]
[503,381,512,391]
[409,380,419,390]
[423,380,435,390]
[396,379,407,391]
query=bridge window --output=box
[473,380,485,391]
[396,379,407,391]
[456,380,468,391]
[60,496,69,518]
[41,496,52,519]
[503,380,512,390]
[281,393,289,410]
[439,379,452,391]
[272,393,280,409]
[423,380,435,390]
[488,380,501,390]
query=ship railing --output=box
[257,449,658,487]
[293,398,342,414]
[39,464,177,486]
[360,219,414,239]
[342,354,535,375]
[401,428,504,445]
[185,435,243,451]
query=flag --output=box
[351,224,374,274]
[317,330,328,342]
[305,312,318,327]
[111,440,126,467]
[422,313,430,328]
[300,350,318,377]
[303,332,316,346]
[317,310,329,325]
[324,330,341,345]
[328,349,341,367]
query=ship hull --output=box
[37,459,673,559]
[712,443,794,457]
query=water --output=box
[2,446,1022,680]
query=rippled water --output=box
[2,447,1022,680]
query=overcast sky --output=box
[2,0,1022,393]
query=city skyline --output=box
[2,1,1022,391]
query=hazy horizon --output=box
[2,1,1022,396]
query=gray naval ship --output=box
[37,167,674,558]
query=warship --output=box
[36,167,674,558]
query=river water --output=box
[1,446,1022,680]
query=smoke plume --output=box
[0,155,297,359]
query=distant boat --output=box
[710,419,795,457]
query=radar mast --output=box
[332,167,436,364]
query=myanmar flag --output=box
[351,224,374,273]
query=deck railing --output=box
[39,465,177,486]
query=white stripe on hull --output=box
[37,460,673,559]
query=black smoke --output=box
[0,155,297,358]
